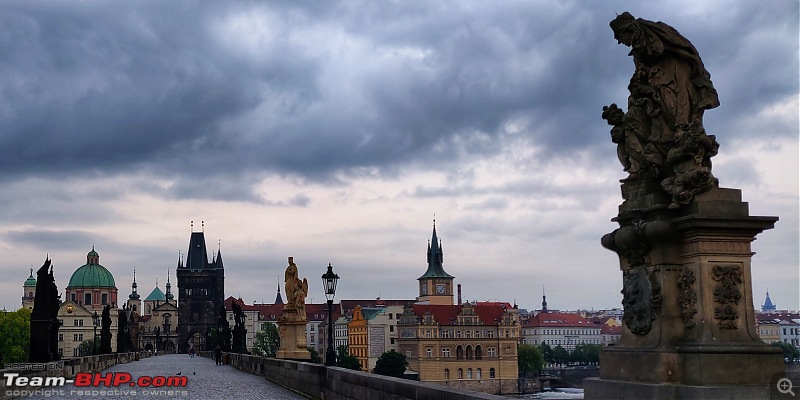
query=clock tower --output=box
[417,220,455,305]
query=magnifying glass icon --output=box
[778,378,795,396]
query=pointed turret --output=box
[419,221,453,280]
[165,270,174,302]
[215,241,224,269]
[275,281,284,305]
[541,287,548,313]
[129,267,140,300]
[417,219,455,305]
[761,290,776,312]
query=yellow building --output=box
[348,305,368,370]
[397,301,520,395]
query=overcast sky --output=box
[1,1,797,313]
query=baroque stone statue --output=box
[284,257,308,321]
[30,257,61,362]
[100,304,113,354]
[603,12,720,208]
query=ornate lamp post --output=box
[321,263,339,366]
[92,311,99,356]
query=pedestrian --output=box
[190,347,195,358]
[214,345,222,365]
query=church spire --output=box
[275,280,284,305]
[419,219,452,280]
[166,269,174,301]
[129,267,140,300]
[541,286,548,313]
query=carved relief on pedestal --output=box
[621,266,662,335]
[711,265,742,329]
[677,268,698,328]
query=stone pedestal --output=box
[30,318,57,362]
[276,308,310,361]
[586,186,784,399]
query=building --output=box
[396,222,520,395]
[397,301,521,394]
[56,248,120,358]
[22,268,37,310]
[521,311,602,351]
[756,316,782,344]
[139,274,179,353]
[176,225,225,353]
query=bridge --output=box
[8,353,505,400]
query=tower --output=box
[128,267,141,314]
[417,220,455,305]
[274,281,284,305]
[165,269,174,305]
[176,222,224,353]
[22,268,36,310]
[761,290,777,312]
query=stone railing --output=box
[201,352,505,400]
[0,351,150,400]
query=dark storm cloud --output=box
[4,228,97,251]
[0,1,796,197]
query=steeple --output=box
[419,219,453,280]
[165,269,174,301]
[541,287,548,313]
[129,267,140,300]
[761,290,776,312]
[275,281,284,305]
[215,240,224,269]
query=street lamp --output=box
[321,263,339,366]
[92,311,99,356]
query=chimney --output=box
[457,284,462,305]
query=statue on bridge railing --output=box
[216,305,232,352]
[100,304,113,354]
[30,257,62,362]
[276,257,310,360]
[231,302,248,354]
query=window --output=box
[390,325,394,332]
[442,348,450,358]
[84,293,91,305]
[71,293,76,302]
[74,320,79,326]
[101,293,108,305]
[475,345,482,359]
[466,345,473,359]
[456,330,461,338]
[426,348,432,358]
[58,348,63,357]
[456,345,464,360]
[390,338,395,344]
[426,330,432,338]
[73,334,79,341]
[73,348,79,357]
[442,330,450,338]
[490,368,496,379]
[467,368,472,379]
[488,347,496,357]
[475,330,480,338]
[476,368,482,379]
[466,330,471,338]
[406,349,411,358]
[458,369,463,379]
[389,313,393,319]
[78,319,83,326]
[444,369,450,380]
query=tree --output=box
[0,308,31,367]
[553,345,569,366]
[518,344,545,376]
[77,338,99,357]
[373,349,408,378]
[538,342,554,366]
[253,323,280,357]
[772,341,800,362]
[307,346,322,363]
[336,345,361,371]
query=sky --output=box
[1,1,797,314]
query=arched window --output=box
[476,368,482,379]
[490,368,496,379]
[475,345,482,359]
[457,368,463,379]
[444,369,450,380]
[466,345,473,359]
[456,345,463,359]
[467,368,472,379]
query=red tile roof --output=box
[523,312,591,328]
[409,303,510,326]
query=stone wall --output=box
[210,352,506,400]
[0,351,150,400]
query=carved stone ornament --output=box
[711,265,742,329]
[602,219,651,268]
[603,12,720,206]
[621,266,662,335]
[677,268,698,328]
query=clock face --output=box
[421,284,427,295]
[436,284,446,294]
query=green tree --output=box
[538,342,554,366]
[518,344,545,376]
[336,345,361,371]
[570,344,587,365]
[553,345,569,366]
[772,341,800,362]
[307,347,322,363]
[77,338,99,357]
[0,308,31,367]
[585,343,601,365]
[373,349,408,378]
[253,323,280,357]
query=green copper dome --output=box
[67,248,116,288]
[24,269,36,287]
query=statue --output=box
[284,257,308,321]
[100,304,113,354]
[117,304,131,353]
[231,302,247,354]
[603,12,719,207]
[30,257,61,362]
[216,305,231,352]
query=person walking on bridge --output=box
[214,345,222,365]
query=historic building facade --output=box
[176,226,225,353]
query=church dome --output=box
[24,269,36,287]
[67,248,116,288]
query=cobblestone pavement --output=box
[25,354,305,400]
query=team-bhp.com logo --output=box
[5,371,188,397]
